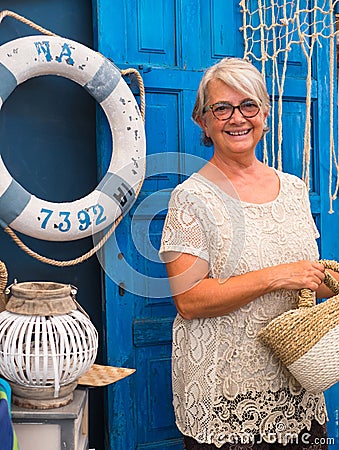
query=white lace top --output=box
[159,170,327,447]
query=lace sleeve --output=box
[159,186,209,262]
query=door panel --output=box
[133,0,176,65]
[143,91,181,190]
[201,0,242,60]
[136,347,176,443]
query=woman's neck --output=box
[198,153,280,204]
[208,153,262,179]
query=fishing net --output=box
[240,0,338,211]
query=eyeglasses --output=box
[203,100,260,121]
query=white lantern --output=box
[0,281,98,409]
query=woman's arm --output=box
[164,252,325,320]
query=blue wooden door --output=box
[94,1,339,448]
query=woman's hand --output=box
[267,260,325,292]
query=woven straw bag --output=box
[258,259,339,394]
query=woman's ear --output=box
[197,116,209,137]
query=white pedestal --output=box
[12,387,89,450]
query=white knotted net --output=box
[240,0,338,212]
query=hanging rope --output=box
[0,9,57,35]
[0,10,146,266]
[121,68,146,121]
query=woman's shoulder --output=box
[276,169,307,190]
[168,173,223,212]
[170,173,213,196]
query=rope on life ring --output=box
[0,11,146,266]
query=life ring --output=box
[0,35,146,241]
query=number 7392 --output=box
[39,204,107,233]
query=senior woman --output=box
[159,58,333,449]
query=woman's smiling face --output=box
[199,79,268,159]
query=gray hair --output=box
[192,58,271,146]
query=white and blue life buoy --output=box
[0,36,146,241]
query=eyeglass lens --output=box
[211,101,259,120]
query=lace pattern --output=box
[159,171,326,447]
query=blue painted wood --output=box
[314,15,339,449]
[95,0,339,448]
[0,2,104,449]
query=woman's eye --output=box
[215,104,232,112]
[242,101,258,108]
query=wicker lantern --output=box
[0,281,98,409]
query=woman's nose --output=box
[229,107,245,123]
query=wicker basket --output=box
[258,259,339,394]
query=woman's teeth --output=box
[226,129,250,136]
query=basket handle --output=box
[298,259,339,308]
[0,260,7,293]
[0,260,8,311]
